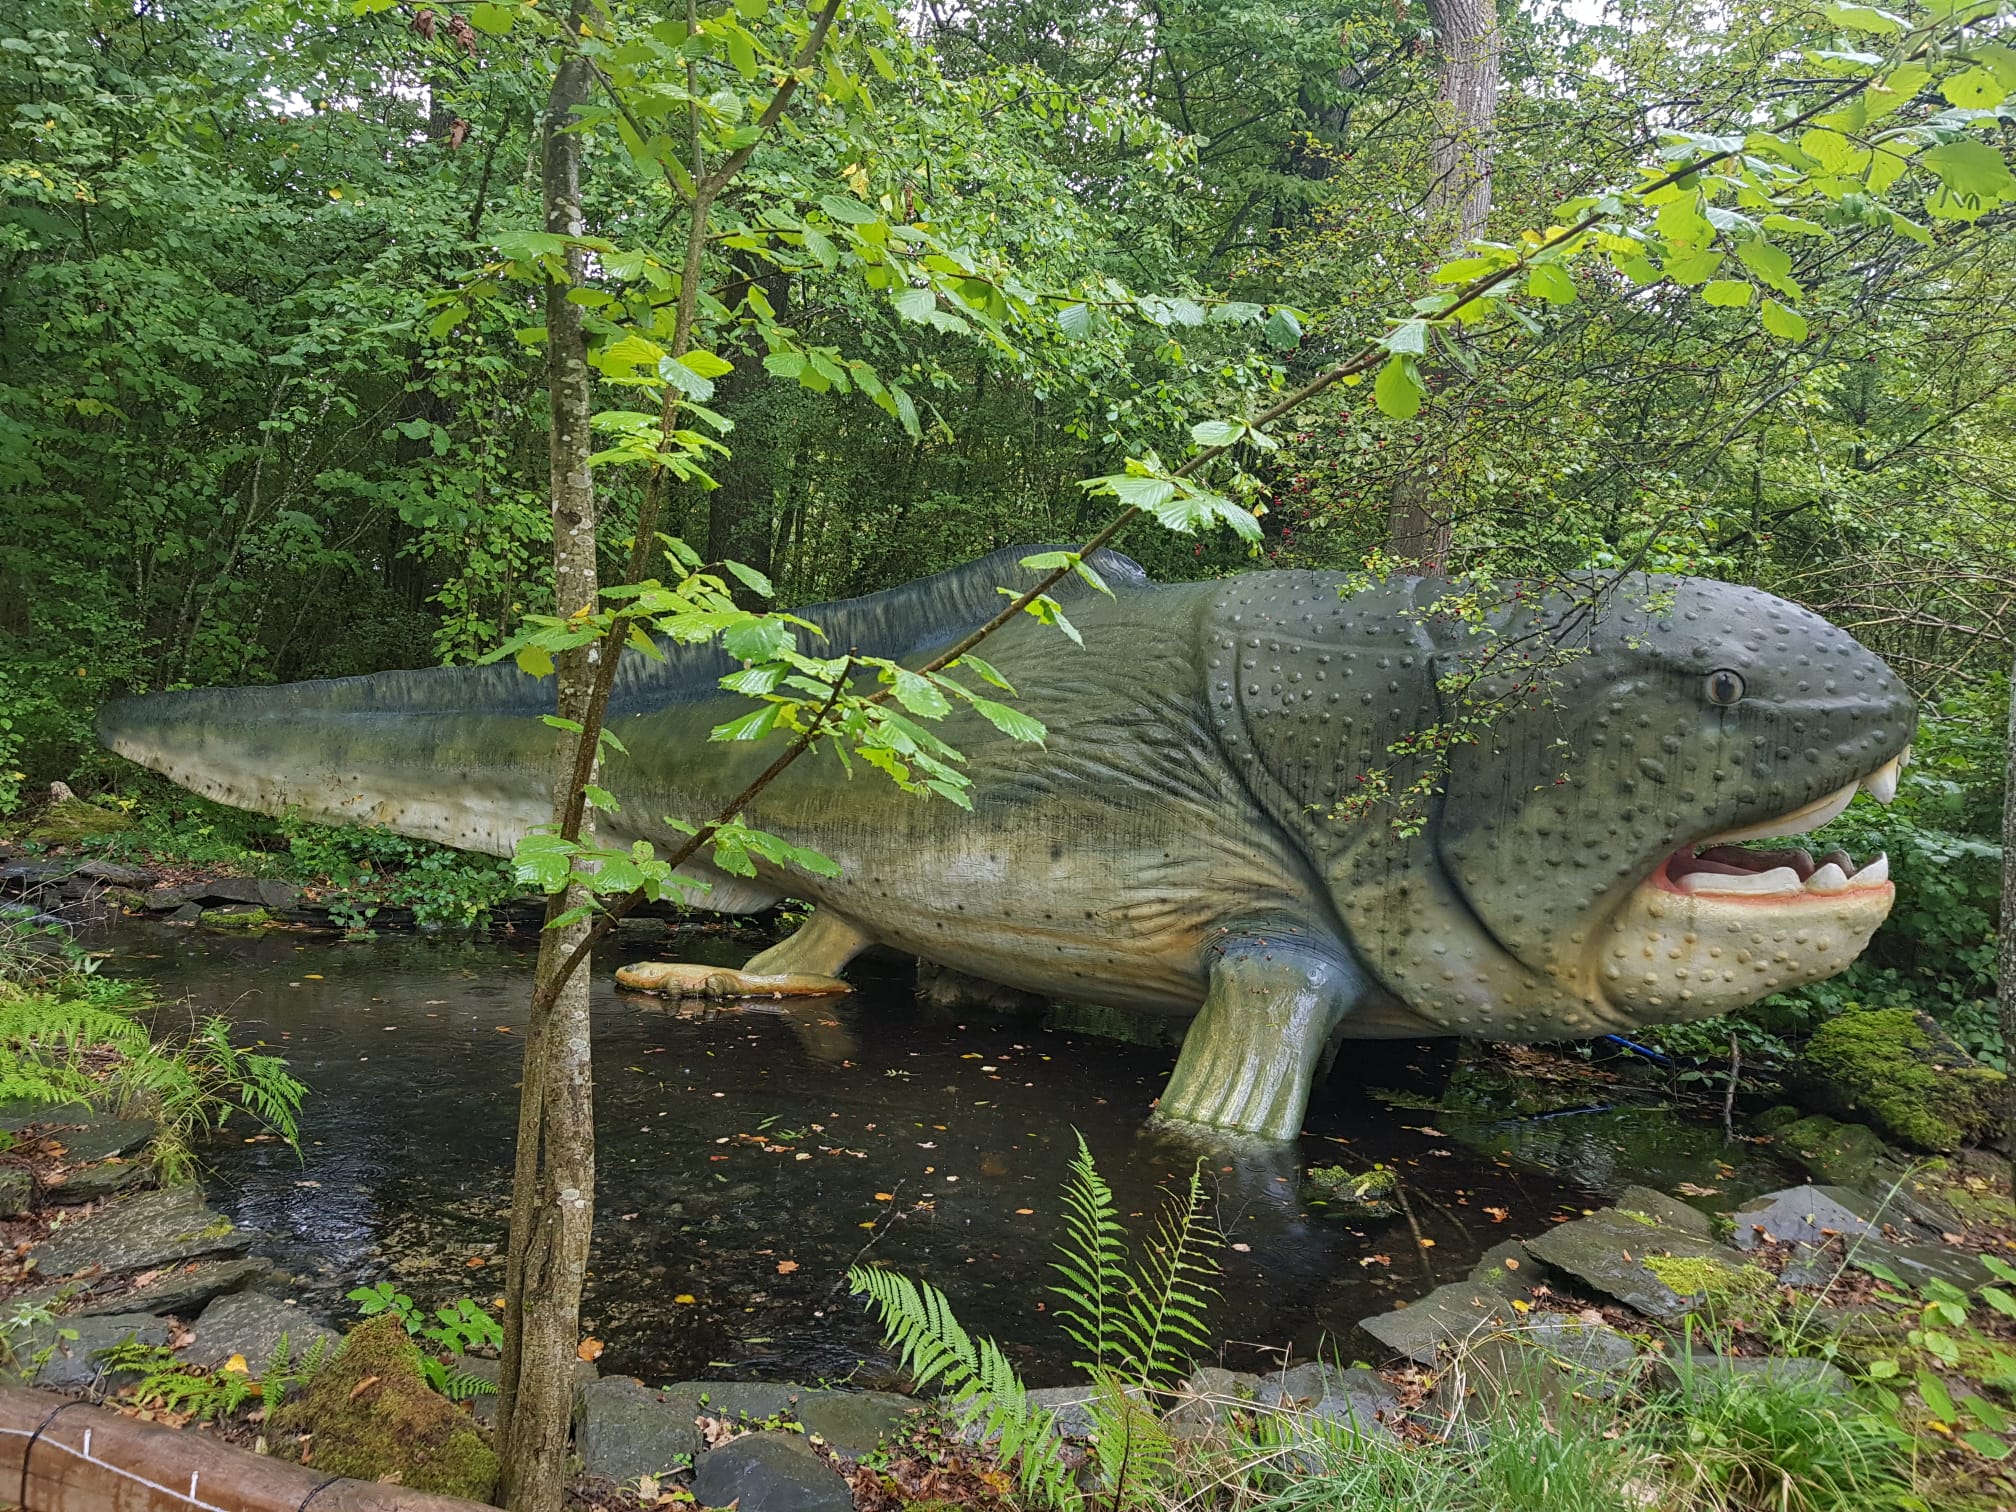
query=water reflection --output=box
[92,921,1755,1386]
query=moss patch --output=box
[1642,1254,1773,1302]
[273,1314,497,1500]
[1794,1007,2004,1152]
[198,906,272,930]
[28,797,133,844]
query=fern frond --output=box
[1084,1368,1175,1505]
[1050,1130,1130,1374]
[1114,1159,1223,1387]
[848,1267,979,1395]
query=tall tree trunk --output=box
[2000,650,2016,1180]
[495,42,599,1512]
[1385,0,1499,574]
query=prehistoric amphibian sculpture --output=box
[102,547,1913,1141]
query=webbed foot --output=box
[614,962,851,998]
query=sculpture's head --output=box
[1222,573,1914,1038]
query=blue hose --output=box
[1603,1033,1673,1066]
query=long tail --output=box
[100,545,1147,857]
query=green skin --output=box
[101,547,1916,1141]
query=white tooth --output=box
[1848,853,1889,887]
[1861,757,1899,806]
[1678,866,1804,897]
[1805,863,1849,893]
[1705,780,1859,844]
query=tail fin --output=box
[99,544,1150,856]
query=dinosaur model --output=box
[102,547,1913,1141]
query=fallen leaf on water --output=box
[576,1338,604,1362]
[620,1212,638,1221]
[222,1354,250,1375]
[1359,1255,1391,1267]
[858,1221,878,1229]
[303,974,323,980]
[466,1257,486,1268]
[1014,1208,1034,1216]
[776,1260,799,1275]
[1675,1182,1721,1197]
[1231,1242,1251,1253]
[674,1294,696,1304]
[1418,1237,1436,1248]
[874,1192,894,1201]
[1485,1206,1510,1222]
[495,1026,512,1034]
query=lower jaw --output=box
[1592,876,1895,1023]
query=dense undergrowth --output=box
[0,915,305,1178]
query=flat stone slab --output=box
[73,860,156,887]
[1615,1186,1715,1239]
[44,1119,156,1165]
[78,1256,273,1318]
[692,1432,851,1512]
[1730,1185,1884,1251]
[1672,1354,1849,1393]
[796,1391,914,1456]
[1468,1239,1546,1295]
[1359,1281,1518,1366]
[1166,1366,1264,1428]
[0,1167,31,1217]
[1850,1238,1993,1293]
[1435,1316,1646,1423]
[48,1159,148,1204]
[30,1185,248,1279]
[1522,1212,1759,1321]
[1258,1361,1400,1434]
[18,1312,171,1391]
[574,1377,708,1480]
[185,1290,337,1371]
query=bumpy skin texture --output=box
[102,548,1915,1140]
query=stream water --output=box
[91,919,1796,1388]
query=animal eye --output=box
[1705,669,1746,706]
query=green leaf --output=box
[1701,280,1754,308]
[1263,307,1303,349]
[1943,66,2007,108]
[468,2,514,33]
[681,349,734,379]
[712,707,781,742]
[1526,264,1577,304]
[1374,354,1424,419]
[722,617,792,662]
[515,646,555,678]
[1924,138,2016,204]
[722,559,774,598]
[1662,248,1722,286]
[658,355,716,401]
[819,194,879,226]
[1057,303,1095,339]
[764,351,806,380]
[891,386,921,440]
[891,669,952,718]
[1384,319,1431,355]
[1759,298,1808,340]
[953,654,1015,693]
[893,286,936,322]
[1191,419,1244,446]
[1824,1,1904,31]
[1962,1431,2013,1461]
[1979,1285,2016,1318]
[541,715,585,733]
[1918,1369,1957,1421]
[1735,239,1800,297]
[968,695,1045,744]
[1964,1395,2010,1433]
[582,784,619,814]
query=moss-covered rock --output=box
[1793,1007,2004,1152]
[273,1314,497,1501]
[27,798,132,844]
[198,906,272,930]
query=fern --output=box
[1051,1132,1130,1374]
[1114,1159,1221,1388]
[853,1136,1227,1508]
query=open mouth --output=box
[1650,751,1903,902]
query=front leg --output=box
[1152,928,1365,1142]
[615,906,871,998]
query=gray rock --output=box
[78,1256,272,1318]
[0,1166,31,1217]
[14,1312,171,1392]
[30,1185,247,1279]
[73,860,156,887]
[573,1377,705,1480]
[1850,1239,1993,1293]
[1434,1317,1645,1423]
[1165,1365,1264,1428]
[49,1158,148,1204]
[1616,1186,1714,1239]
[1259,1362,1399,1435]
[1025,1383,1106,1438]
[1357,1281,1517,1366]
[692,1432,851,1512]
[1730,1185,1883,1251]
[0,1098,94,1133]
[46,1120,157,1164]
[796,1391,914,1456]
[1522,1212,1759,1321]
[1468,1240,1546,1295]
[466,1352,593,1426]
[185,1291,337,1371]
[168,903,204,923]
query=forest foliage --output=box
[3,0,2014,1048]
